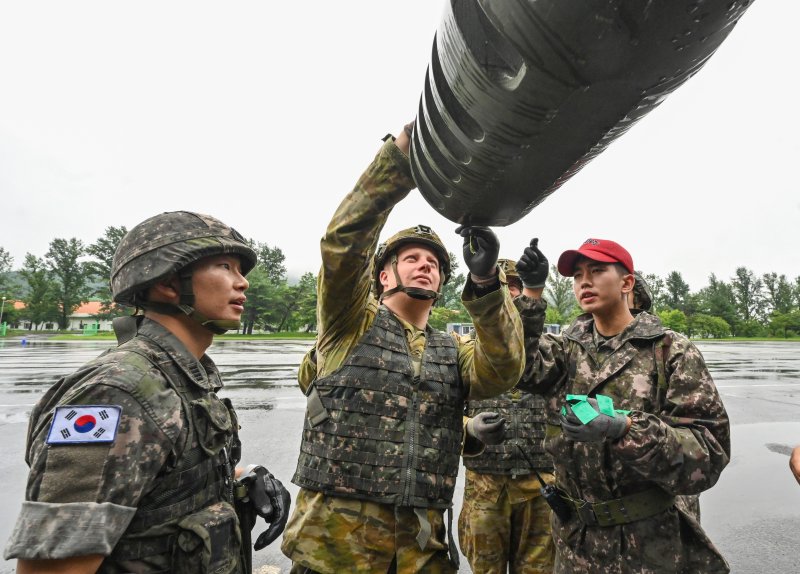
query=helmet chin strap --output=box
[378,255,441,303]
[137,271,241,335]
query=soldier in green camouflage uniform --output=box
[280,126,525,574]
[514,237,730,574]
[459,259,555,574]
[4,211,290,573]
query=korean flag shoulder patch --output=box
[46,405,122,445]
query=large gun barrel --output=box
[410,0,755,226]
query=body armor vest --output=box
[104,331,243,572]
[293,306,463,509]
[464,389,552,475]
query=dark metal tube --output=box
[410,0,755,226]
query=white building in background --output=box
[14,300,114,332]
[446,322,561,338]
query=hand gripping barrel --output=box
[410,0,755,226]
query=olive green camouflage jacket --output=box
[281,136,525,574]
[518,297,730,574]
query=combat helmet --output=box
[373,224,450,301]
[632,271,653,311]
[498,258,522,293]
[111,211,257,334]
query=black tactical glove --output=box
[515,238,549,289]
[560,398,628,442]
[237,465,292,550]
[456,225,500,279]
[466,412,506,445]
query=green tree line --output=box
[0,230,317,333]
[2,235,799,338]
[541,266,800,339]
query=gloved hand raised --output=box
[237,465,292,550]
[456,226,500,278]
[515,238,549,289]
[466,412,506,445]
[560,398,629,442]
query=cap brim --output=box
[557,249,620,276]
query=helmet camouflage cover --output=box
[497,258,519,279]
[498,258,522,291]
[632,271,653,311]
[373,224,451,298]
[111,211,257,306]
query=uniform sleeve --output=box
[4,373,180,560]
[611,336,731,494]
[458,280,525,400]
[315,137,415,376]
[297,345,317,394]
[514,295,570,396]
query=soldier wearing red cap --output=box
[513,238,731,574]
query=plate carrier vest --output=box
[293,306,463,509]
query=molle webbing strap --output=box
[127,480,224,531]
[301,441,405,468]
[305,384,329,427]
[318,397,412,420]
[304,420,406,442]
[323,373,413,396]
[415,507,432,550]
[136,447,213,507]
[298,467,402,496]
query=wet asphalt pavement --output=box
[0,337,798,573]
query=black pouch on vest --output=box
[191,393,233,455]
[173,501,242,574]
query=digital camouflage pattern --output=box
[517,299,730,573]
[4,318,244,573]
[111,210,256,306]
[281,136,525,573]
[458,470,555,574]
[293,306,464,508]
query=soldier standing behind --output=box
[280,125,525,573]
[4,211,290,573]
[459,258,555,574]
[514,237,731,574]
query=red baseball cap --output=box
[557,238,634,276]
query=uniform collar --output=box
[137,317,223,391]
[564,309,665,348]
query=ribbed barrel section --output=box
[410,0,754,226]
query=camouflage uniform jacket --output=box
[281,136,525,574]
[518,298,730,574]
[4,318,243,573]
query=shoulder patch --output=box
[46,405,122,445]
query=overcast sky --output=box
[0,1,794,292]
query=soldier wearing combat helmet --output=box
[282,125,525,573]
[459,257,556,574]
[5,211,290,574]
